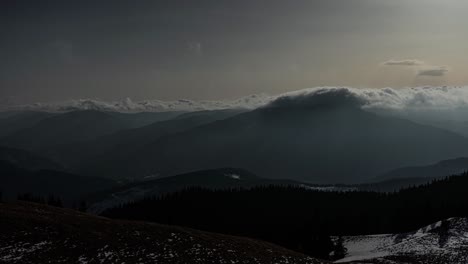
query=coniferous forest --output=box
[103,173,468,259]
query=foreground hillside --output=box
[337,218,468,263]
[104,173,468,259]
[0,202,325,264]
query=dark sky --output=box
[1,0,468,105]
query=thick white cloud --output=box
[5,86,468,117]
[5,94,272,113]
[269,86,468,124]
[275,86,468,111]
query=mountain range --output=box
[52,109,245,170]
[75,92,468,183]
[2,89,468,185]
[0,110,182,152]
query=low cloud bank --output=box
[4,95,272,113]
[4,87,468,118]
[268,86,468,123]
[265,87,365,110]
[273,86,468,111]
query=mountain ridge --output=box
[79,102,468,183]
[378,157,468,180]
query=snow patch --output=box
[226,174,241,180]
[334,218,468,263]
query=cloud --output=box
[5,86,468,118]
[5,94,272,113]
[382,59,449,77]
[269,86,468,123]
[418,66,449,77]
[382,59,424,66]
[187,41,203,56]
[273,86,468,112]
[265,88,365,110]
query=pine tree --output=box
[78,200,87,212]
[333,236,347,259]
[47,195,63,207]
[438,219,450,248]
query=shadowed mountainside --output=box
[0,111,56,138]
[53,109,245,170]
[0,110,182,151]
[0,146,63,171]
[377,157,468,180]
[0,160,116,204]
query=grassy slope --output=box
[0,202,326,264]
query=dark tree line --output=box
[17,193,63,207]
[103,172,468,259]
[16,193,88,211]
